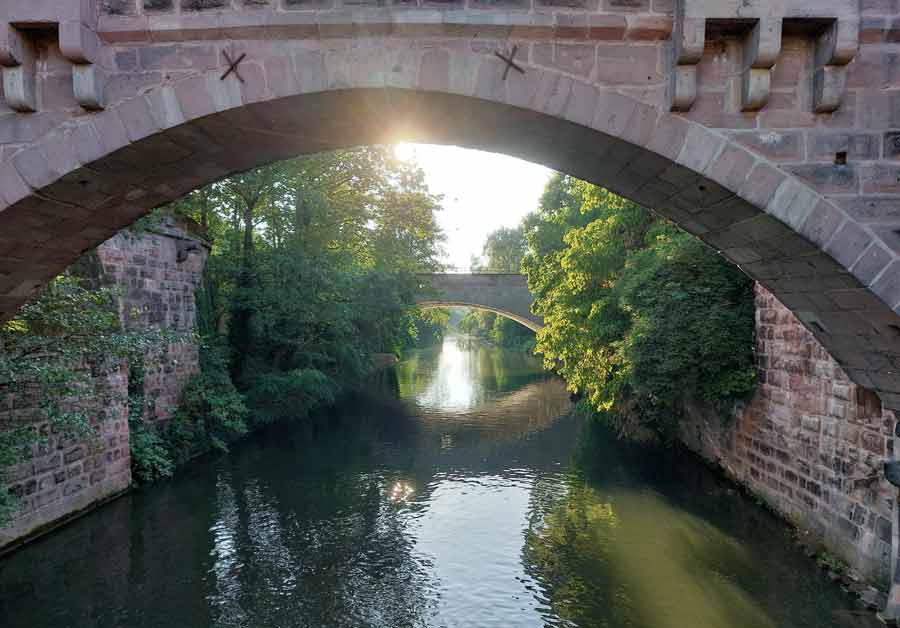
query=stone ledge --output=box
[98,8,673,42]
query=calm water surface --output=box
[0,336,878,627]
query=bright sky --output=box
[394,144,552,269]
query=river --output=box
[0,335,879,627]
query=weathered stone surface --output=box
[886,132,900,160]
[96,215,209,424]
[182,0,227,9]
[103,0,137,15]
[0,361,130,550]
[681,284,897,582]
[861,164,900,194]
[809,133,880,161]
[0,215,209,550]
[143,0,173,10]
[731,131,803,162]
[786,163,858,194]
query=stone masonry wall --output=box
[681,283,897,582]
[0,215,208,551]
[93,214,209,425]
[0,362,131,551]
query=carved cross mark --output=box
[494,45,524,81]
[220,51,246,83]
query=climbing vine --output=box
[0,275,172,522]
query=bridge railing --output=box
[423,266,524,275]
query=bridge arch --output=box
[416,273,543,332]
[0,6,898,412]
[419,303,542,333]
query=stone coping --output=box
[99,9,672,42]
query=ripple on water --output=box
[0,338,882,628]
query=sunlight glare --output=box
[390,481,416,503]
[389,143,553,268]
[393,143,417,162]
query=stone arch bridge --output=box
[416,273,543,331]
[2,0,900,611]
[1,0,897,410]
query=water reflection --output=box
[0,336,880,628]
[397,335,571,450]
[398,335,549,413]
[208,478,247,628]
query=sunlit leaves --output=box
[523,175,755,440]
[164,147,446,427]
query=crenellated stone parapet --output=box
[1,0,104,112]
[671,0,859,113]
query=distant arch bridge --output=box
[415,273,543,332]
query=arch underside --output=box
[1,62,898,408]
[417,301,543,332]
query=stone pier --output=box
[0,214,208,551]
[682,284,897,583]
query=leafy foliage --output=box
[477,226,526,272]
[457,310,535,352]
[395,308,449,355]
[523,174,756,440]
[3,146,445,501]
[0,276,173,518]
[163,342,249,467]
[168,147,445,431]
[128,415,175,485]
[128,339,249,486]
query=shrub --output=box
[523,175,756,441]
[243,368,338,426]
[128,339,248,484]
[167,340,248,460]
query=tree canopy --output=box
[523,174,756,439]
[169,147,447,428]
[479,226,526,272]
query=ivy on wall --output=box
[0,276,172,522]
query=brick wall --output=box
[93,214,209,425]
[0,215,208,551]
[681,283,897,582]
[0,363,132,551]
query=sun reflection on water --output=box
[390,481,416,503]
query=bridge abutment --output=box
[682,284,897,588]
[0,215,208,552]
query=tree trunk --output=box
[199,190,209,230]
[230,194,258,381]
[242,202,254,260]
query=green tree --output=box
[481,226,526,272]
[2,146,445,499]
[523,174,755,440]
[168,147,445,426]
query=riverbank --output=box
[0,339,880,628]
